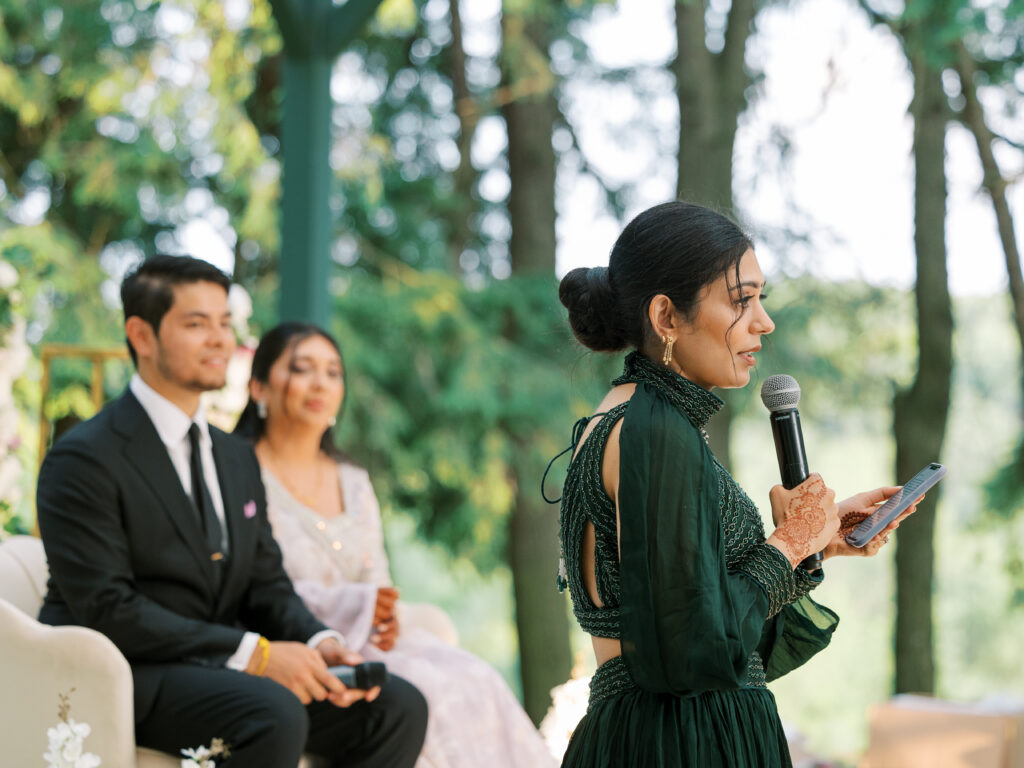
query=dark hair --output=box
[233,322,347,461]
[559,201,753,352]
[121,254,232,365]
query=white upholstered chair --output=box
[0,534,323,767]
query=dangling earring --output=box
[661,335,675,367]
[328,415,337,427]
[256,400,267,419]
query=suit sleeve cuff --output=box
[307,629,347,650]
[226,631,261,671]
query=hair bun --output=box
[558,266,627,352]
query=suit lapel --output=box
[112,393,217,591]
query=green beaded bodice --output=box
[558,352,805,643]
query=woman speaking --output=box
[554,201,916,767]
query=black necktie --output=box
[187,423,225,577]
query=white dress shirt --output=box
[129,375,344,670]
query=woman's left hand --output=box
[822,486,924,559]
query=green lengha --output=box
[558,352,839,767]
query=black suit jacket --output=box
[37,390,327,709]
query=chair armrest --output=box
[0,597,137,766]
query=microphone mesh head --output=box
[761,374,801,412]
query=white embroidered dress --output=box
[263,462,556,768]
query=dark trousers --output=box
[133,664,427,768]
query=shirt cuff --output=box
[225,631,261,671]
[308,629,348,651]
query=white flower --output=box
[61,736,83,760]
[43,695,102,767]
[179,738,228,767]
[68,719,90,739]
[227,284,253,339]
[540,674,592,760]
[47,721,72,746]
[0,260,17,290]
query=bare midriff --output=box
[592,635,622,667]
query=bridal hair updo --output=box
[558,201,754,352]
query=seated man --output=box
[36,255,427,768]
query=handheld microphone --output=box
[326,661,389,689]
[760,374,822,573]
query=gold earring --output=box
[662,336,675,367]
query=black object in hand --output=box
[326,661,388,689]
[760,374,822,573]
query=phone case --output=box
[845,463,946,548]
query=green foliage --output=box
[985,437,1024,519]
[726,276,915,422]
[0,503,27,535]
[0,0,285,326]
[329,266,615,570]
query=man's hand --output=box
[315,637,381,706]
[316,636,362,666]
[247,640,378,707]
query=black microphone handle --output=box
[769,410,823,572]
[327,661,389,689]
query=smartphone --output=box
[845,462,946,548]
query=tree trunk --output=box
[893,47,953,696]
[447,0,479,273]
[672,0,755,471]
[500,5,572,724]
[955,44,1024,402]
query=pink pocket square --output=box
[243,500,257,519]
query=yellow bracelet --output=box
[255,636,271,676]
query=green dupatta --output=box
[616,360,838,695]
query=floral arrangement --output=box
[0,256,30,536]
[43,690,101,768]
[538,657,592,760]
[180,738,230,768]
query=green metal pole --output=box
[279,55,333,327]
[270,0,384,327]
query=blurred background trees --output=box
[2,0,1023,758]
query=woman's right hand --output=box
[373,586,399,624]
[766,474,841,568]
[371,587,400,651]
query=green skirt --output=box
[561,658,792,768]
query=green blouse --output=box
[558,352,838,700]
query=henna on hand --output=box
[773,478,830,562]
[839,510,871,539]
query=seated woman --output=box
[234,322,556,768]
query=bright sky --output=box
[173,0,1023,298]
[556,0,1023,297]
